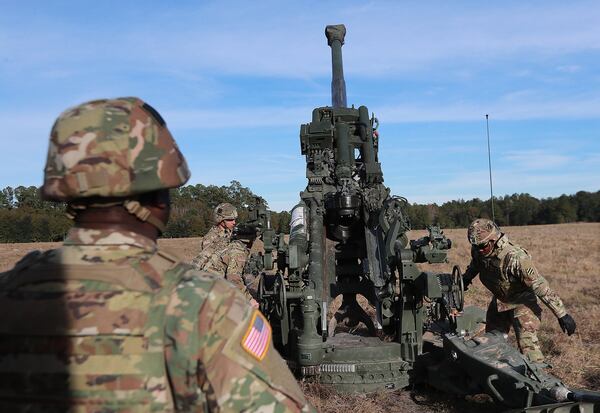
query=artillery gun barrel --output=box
[568,389,600,403]
[325,24,347,108]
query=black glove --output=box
[462,274,474,291]
[558,314,576,336]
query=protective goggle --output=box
[475,240,495,255]
[475,241,490,249]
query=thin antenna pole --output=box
[486,114,495,221]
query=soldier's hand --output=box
[462,275,471,291]
[558,314,576,336]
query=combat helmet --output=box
[41,97,191,230]
[213,203,238,223]
[468,218,501,254]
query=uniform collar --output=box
[495,234,509,249]
[209,225,232,239]
[64,227,157,253]
[489,234,509,257]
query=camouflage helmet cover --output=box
[214,202,238,223]
[467,218,501,246]
[41,97,191,201]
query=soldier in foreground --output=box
[191,203,255,304]
[463,218,577,363]
[0,97,313,412]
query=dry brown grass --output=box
[1,222,599,412]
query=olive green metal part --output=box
[236,197,277,274]
[307,334,410,392]
[325,24,347,108]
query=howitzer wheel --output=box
[273,272,287,319]
[258,272,289,349]
[451,265,464,312]
[258,272,287,319]
[257,272,266,302]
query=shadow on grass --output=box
[303,381,504,413]
[408,385,503,413]
[583,370,600,390]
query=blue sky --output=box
[1,1,599,211]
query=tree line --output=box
[0,184,597,243]
[0,181,291,242]
[404,191,600,230]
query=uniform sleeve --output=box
[223,243,254,300]
[516,254,567,318]
[190,250,209,271]
[463,247,481,285]
[195,280,315,412]
[190,235,210,270]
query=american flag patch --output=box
[241,311,272,361]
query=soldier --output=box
[191,203,255,304]
[0,97,313,412]
[462,218,577,363]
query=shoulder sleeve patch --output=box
[241,310,271,361]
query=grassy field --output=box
[1,222,599,412]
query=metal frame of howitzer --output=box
[252,24,600,410]
[233,197,279,275]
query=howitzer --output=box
[233,198,280,276]
[257,24,600,410]
[232,197,271,243]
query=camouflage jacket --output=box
[190,226,250,297]
[0,227,313,412]
[463,235,567,317]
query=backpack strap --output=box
[3,263,154,292]
[163,265,216,412]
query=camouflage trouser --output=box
[486,299,544,363]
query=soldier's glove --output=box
[462,275,472,291]
[558,314,576,336]
[462,281,470,292]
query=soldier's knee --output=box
[515,317,540,335]
[517,331,544,362]
[514,307,541,331]
[524,349,545,363]
[519,330,540,344]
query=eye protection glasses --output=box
[476,240,494,255]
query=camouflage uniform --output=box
[0,97,314,412]
[464,234,567,363]
[0,228,311,411]
[191,225,252,300]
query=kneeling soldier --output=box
[463,218,576,363]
